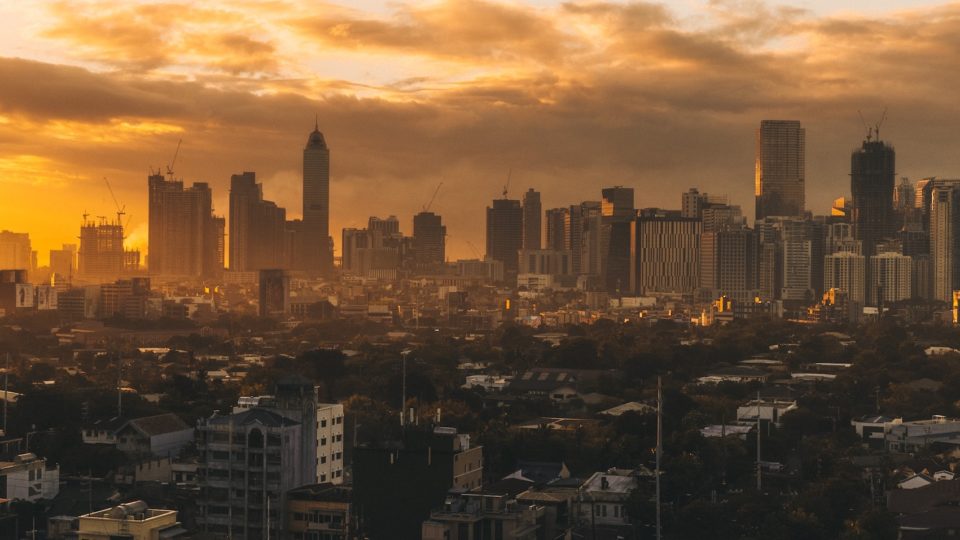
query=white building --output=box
[0,453,59,501]
[317,403,345,484]
[577,468,639,531]
[825,251,866,305]
[736,399,798,427]
[871,252,913,303]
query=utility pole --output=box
[756,390,762,492]
[117,354,123,418]
[3,353,9,435]
[656,376,662,540]
[400,352,408,427]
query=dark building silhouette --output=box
[851,137,896,256]
[148,174,224,278]
[303,123,333,276]
[78,217,140,281]
[755,120,805,220]
[486,198,523,277]
[522,188,541,250]
[259,269,289,317]
[413,211,446,268]
[229,172,287,272]
[545,208,569,252]
[602,186,634,294]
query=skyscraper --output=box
[631,209,701,294]
[485,198,523,276]
[825,251,866,306]
[78,217,140,280]
[229,172,287,272]
[413,211,446,268]
[545,208,569,252]
[148,174,224,278]
[303,122,332,276]
[755,120,805,220]
[930,184,960,302]
[850,137,896,256]
[602,186,634,293]
[0,231,32,271]
[522,188,541,250]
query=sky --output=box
[1,0,960,264]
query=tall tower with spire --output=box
[303,119,332,275]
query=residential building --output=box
[112,413,195,458]
[851,136,897,256]
[824,251,866,306]
[77,501,186,540]
[422,479,546,540]
[886,416,960,452]
[316,403,345,485]
[576,469,639,538]
[631,209,701,295]
[413,211,446,268]
[755,119,805,220]
[736,399,798,428]
[196,408,308,539]
[522,188,541,251]
[700,226,759,302]
[931,183,960,302]
[287,483,354,540]
[229,172,287,272]
[147,174,224,278]
[0,453,59,502]
[871,252,913,304]
[545,208,569,252]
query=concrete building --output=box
[631,209,701,295]
[196,408,308,539]
[49,244,77,281]
[78,501,185,540]
[576,469,639,537]
[113,413,194,458]
[303,122,333,276]
[354,427,483,540]
[486,198,524,277]
[0,231,32,275]
[259,269,290,318]
[413,211,446,269]
[286,483,354,540]
[544,208,569,253]
[602,186,634,294]
[229,172,287,272]
[0,453,59,502]
[931,183,960,302]
[422,479,546,540]
[755,119,805,220]
[700,226,759,302]
[851,137,897,257]
[78,217,140,281]
[522,189,541,251]
[148,174,224,278]
[824,251,866,306]
[871,252,913,303]
[316,403,345,485]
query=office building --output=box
[486,198,523,277]
[871,252,912,304]
[931,184,960,302]
[229,172,287,272]
[413,211,446,268]
[303,122,333,276]
[196,408,309,539]
[78,217,140,281]
[602,187,634,293]
[0,231,32,273]
[824,251,866,306]
[700,226,759,302]
[522,189,541,250]
[577,201,604,279]
[756,217,822,303]
[78,501,185,540]
[148,174,224,278]
[545,208,569,252]
[851,137,896,254]
[631,209,701,295]
[755,120,805,220]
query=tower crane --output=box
[502,169,512,199]
[423,182,443,212]
[166,138,182,179]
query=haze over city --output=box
[4,0,960,263]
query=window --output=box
[321,420,327,428]
[321,438,327,446]
[320,456,327,464]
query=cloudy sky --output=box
[1,0,958,264]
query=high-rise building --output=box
[0,231,32,272]
[341,222,402,279]
[258,269,289,317]
[229,172,287,272]
[148,174,224,278]
[485,198,523,277]
[931,184,960,302]
[631,209,701,294]
[578,201,605,278]
[871,252,912,304]
[700,226,759,302]
[824,251,866,306]
[602,187,634,293]
[49,244,77,280]
[851,137,896,256]
[413,211,446,268]
[755,120,805,220]
[755,217,822,303]
[545,208,569,252]
[522,188,541,250]
[78,218,140,281]
[303,123,332,276]
[368,215,400,237]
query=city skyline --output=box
[5,1,960,264]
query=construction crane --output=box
[858,108,888,142]
[423,182,443,212]
[103,177,126,224]
[166,138,182,179]
[502,169,512,199]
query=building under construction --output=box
[78,216,140,281]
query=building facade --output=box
[755,120,805,220]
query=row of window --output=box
[318,469,343,482]
[318,416,344,429]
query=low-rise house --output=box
[576,469,640,537]
[887,416,960,452]
[115,413,194,458]
[697,365,770,384]
[0,453,59,501]
[463,375,512,393]
[736,399,798,428]
[597,402,655,418]
[287,483,354,540]
[851,415,902,449]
